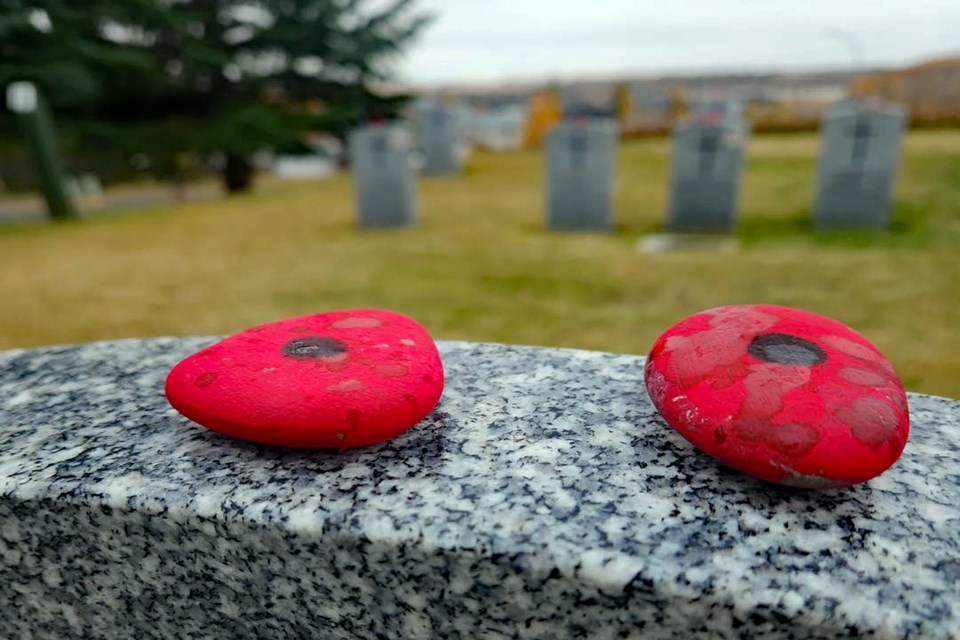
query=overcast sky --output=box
[394,0,960,85]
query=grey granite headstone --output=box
[814,99,907,229]
[419,105,461,176]
[547,119,617,231]
[1,338,958,639]
[666,111,748,233]
[348,123,417,228]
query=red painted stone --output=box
[644,305,909,488]
[165,309,444,449]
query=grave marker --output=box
[348,122,417,228]
[1,338,957,638]
[665,108,748,233]
[419,105,461,175]
[813,99,907,229]
[547,118,617,231]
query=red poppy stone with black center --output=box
[644,305,909,488]
[165,309,444,449]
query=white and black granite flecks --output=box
[0,338,957,640]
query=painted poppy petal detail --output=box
[644,304,909,488]
[165,309,444,449]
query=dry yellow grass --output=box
[0,131,958,396]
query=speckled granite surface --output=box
[0,338,957,640]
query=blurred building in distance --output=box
[397,69,861,147]
[394,53,958,146]
[560,85,618,120]
[614,71,852,135]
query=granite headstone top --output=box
[0,338,957,639]
[814,99,907,230]
[546,118,617,232]
[348,122,418,228]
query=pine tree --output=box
[1,0,430,192]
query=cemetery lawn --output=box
[0,130,958,397]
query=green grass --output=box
[1,130,958,397]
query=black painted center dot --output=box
[748,333,826,366]
[282,337,347,359]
